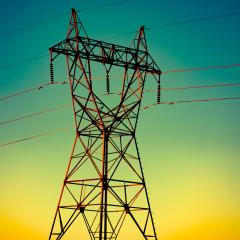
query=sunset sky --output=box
[0,0,240,239]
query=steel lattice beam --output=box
[48,8,161,240]
[50,36,161,74]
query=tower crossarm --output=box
[49,36,161,75]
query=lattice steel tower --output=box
[49,9,161,240]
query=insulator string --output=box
[50,62,54,83]
[157,83,161,104]
[106,74,110,94]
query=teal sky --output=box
[0,1,240,239]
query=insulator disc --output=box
[106,74,110,94]
[50,62,54,83]
[157,84,161,103]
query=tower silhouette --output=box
[49,8,161,240]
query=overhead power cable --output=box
[0,0,134,38]
[0,55,48,69]
[1,8,240,69]
[104,10,240,40]
[0,81,66,101]
[0,15,67,38]
[1,78,240,102]
[107,82,240,96]
[0,5,238,39]
[0,105,69,125]
[0,128,69,148]
[1,96,240,148]
[144,97,240,109]
[162,63,240,74]
[0,49,239,72]
[149,11,240,30]
[77,0,134,12]
[145,82,240,92]
[1,82,239,127]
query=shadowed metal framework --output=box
[49,8,161,240]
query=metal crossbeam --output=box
[50,36,161,74]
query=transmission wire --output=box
[0,0,134,38]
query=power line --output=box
[148,11,240,30]
[145,82,240,92]
[1,96,240,148]
[103,31,137,41]
[162,63,240,74]
[0,81,66,101]
[0,55,48,69]
[0,50,239,72]
[144,96,240,109]
[1,8,239,69]
[0,0,134,38]
[1,82,239,127]
[103,10,240,40]
[107,82,240,96]
[77,0,134,12]
[0,83,48,101]
[0,105,69,125]
[0,128,69,148]
[0,77,240,101]
[0,14,68,38]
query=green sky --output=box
[0,0,240,239]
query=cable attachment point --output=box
[157,83,161,104]
[50,61,54,84]
[106,74,110,94]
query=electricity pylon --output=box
[49,8,161,240]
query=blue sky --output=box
[0,1,240,239]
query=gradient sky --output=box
[0,0,240,239]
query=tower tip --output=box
[71,8,76,13]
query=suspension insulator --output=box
[50,62,54,83]
[106,74,110,94]
[157,83,161,104]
